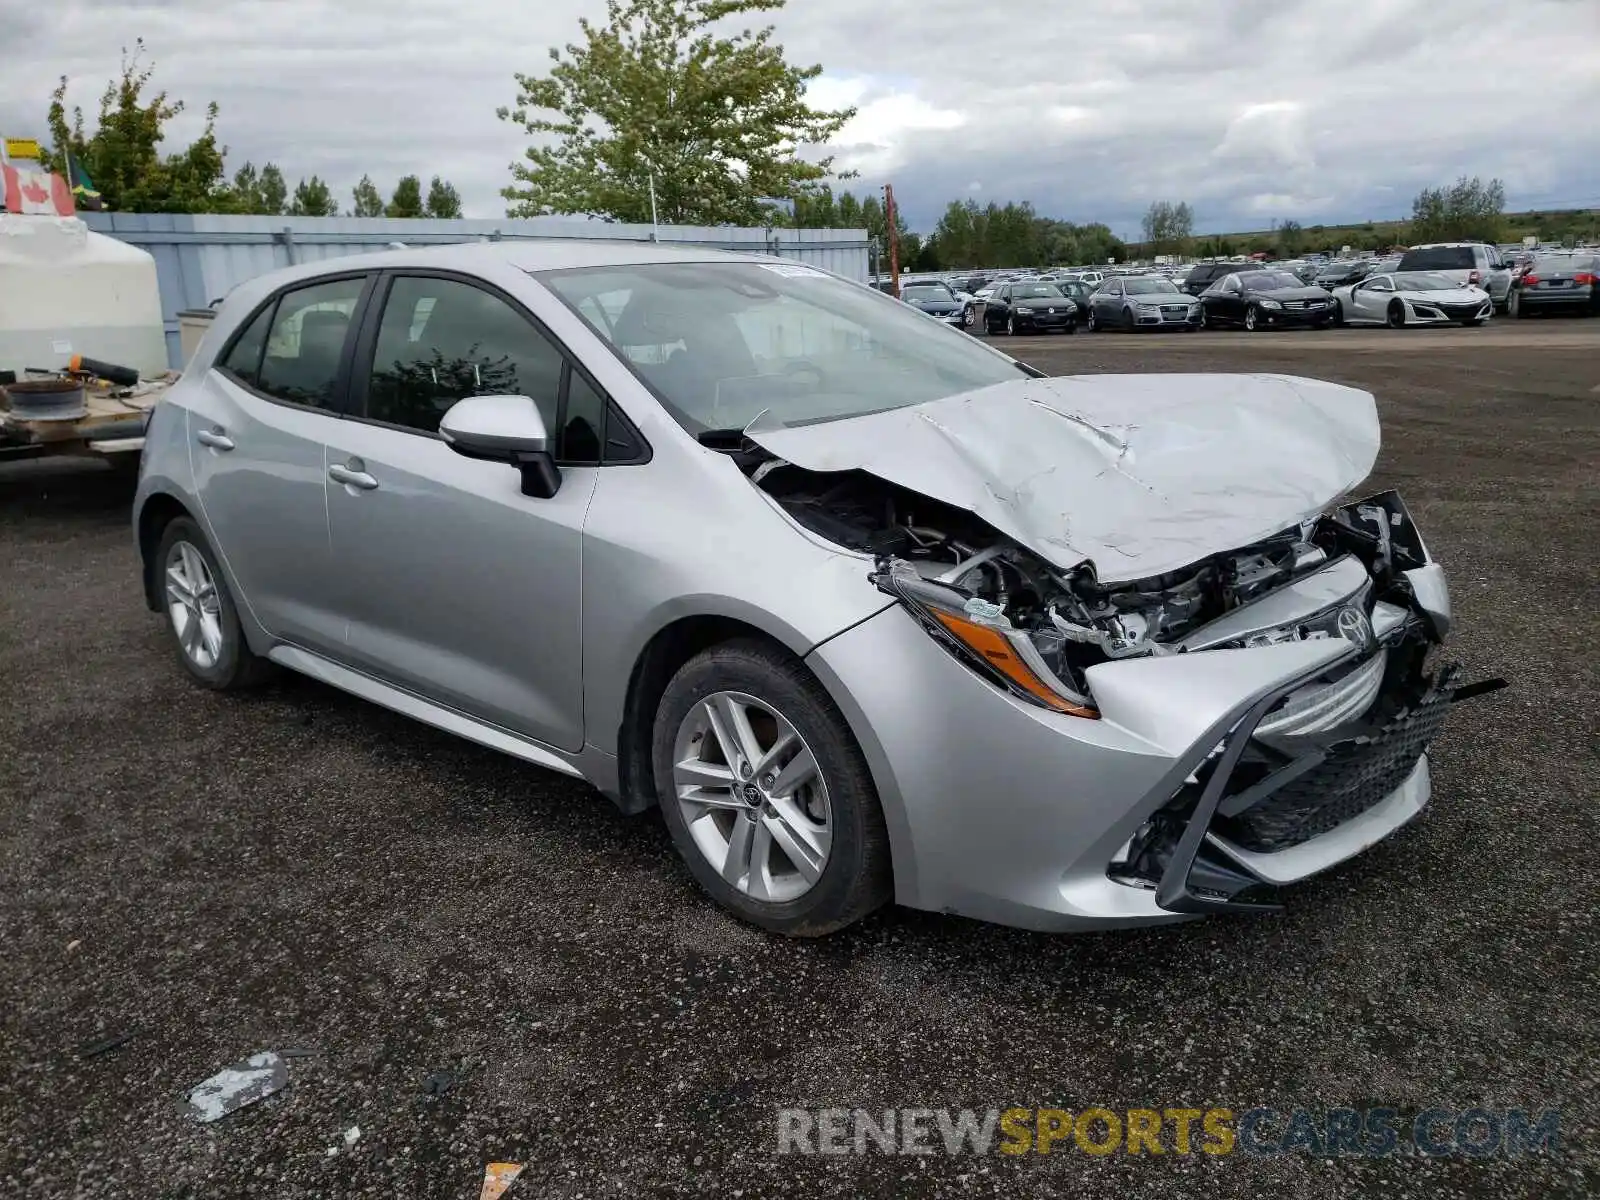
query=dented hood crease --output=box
[746,373,1380,583]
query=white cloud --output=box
[0,0,1596,236]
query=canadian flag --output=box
[0,165,76,216]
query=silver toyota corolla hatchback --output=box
[134,241,1478,935]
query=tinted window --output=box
[1014,284,1065,299]
[366,277,564,435]
[220,303,273,386]
[1248,273,1304,290]
[1400,247,1475,271]
[256,277,366,408]
[561,368,606,466]
[902,285,954,301]
[1124,278,1181,295]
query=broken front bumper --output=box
[805,603,1469,932]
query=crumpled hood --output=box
[747,373,1380,583]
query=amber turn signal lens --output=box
[931,610,1099,718]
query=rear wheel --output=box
[1387,299,1407,329]
[1509,289,1526,319]
[652,639,892,936]
[155,517,275,690]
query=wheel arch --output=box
[136,491,195,612]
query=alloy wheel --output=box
[1006,314,1016,336]
[671,691,832,904]
[165,540,224,670]
[1244,304,1259,331]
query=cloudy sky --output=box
[3,0,1597,236]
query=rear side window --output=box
[219,304,273,386]
[1400,247,1474,271]
[256,277,366,409]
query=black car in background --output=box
[1053,278,1094,316]
[898,282,967,326]
[1313,260,1375,288]
[1180,261,1264,296]
[1199,269,1336,331]
[981,281,1078,335]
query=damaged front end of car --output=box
[749,456,1501,916]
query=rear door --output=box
[321,271,603,752]
[189,274,371,653]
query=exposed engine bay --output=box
[747,461,1445,710]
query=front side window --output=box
[255,277,366,409]
[542,262,1026,435]
[365,277,564,435]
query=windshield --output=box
[1249,272,1305,290]
[1391,272,1460,291]
[901,285,954,301]
[539,261,1027,433]
[1400,247,1475,270]
[1125,278,1182,295]
[1013,284,1065,299]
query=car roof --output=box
[212,239,797,322]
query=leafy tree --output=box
[259,163,287,215]
[835,191,862,229]
[231,162,263,212]
[289,175,337,216]
[43,40,229,213]
[1410,176,1506,243]
[1277,218,1304,257]
[498,0,856,224]
[351,174,384,217]
[424,176,463,218]
[1141,200,1193,257]
[387,174,424,218]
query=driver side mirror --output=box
[440,394,562,499]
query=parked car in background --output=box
[1397,243,1513,311]
[1507,253,1599,317]
[1064,270,1106,288]
[981,281,1078,335]
[1086,275,1202,331]
[898,282,967,327]
[1199,270,1336,331]
[1054,278,1095,317]
[1312,260,1374,289]
[133,239,1471,934]
[1329,271,1493,327]
[1180,261,1264,296]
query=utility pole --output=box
[883,183,902,299]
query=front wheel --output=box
[1086,308,1100,333]
[155,517,275,690]
[1243,304,1262,332]
[1122,307,1137,332]
[652,639,892,936]
[1333,299,1346,327]
[1509,290,1525,319]
[1063,320,1077,335]
[1006,314,1017,337]
[1387,300,1407,329]
[962,306,977,328]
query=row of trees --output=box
[40,41,461,218]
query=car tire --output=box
[651,638,892,937]
[1509,290,1525,319]
[1006,314,1017,336]
[962,307,977,328]
[1333,299,1345,327]
[155,517,275,691]
[1198,307,1209,329]
[1244,304,1261,332]
[1387,300,1407,329]
[1122,307,1137,332]
[1063,319,1077,335]
[1086,308,1100,333]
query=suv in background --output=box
[1397,243,1513,311]
[1180,261,1264,296]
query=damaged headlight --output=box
[870,560,1100,718]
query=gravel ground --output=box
[2,324,1597,1198]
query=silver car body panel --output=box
[133,239,1460,932]
[747,373,1379,583]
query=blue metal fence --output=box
[79,213,871,367]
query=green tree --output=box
[259,163,287,215]
[498,0,855,224]
[1140,200,1193,257]
[1277,218,1304,257]
[424,176,463,218]
[1410,176,1506,243]
[43,40,230,213]
[289,175,337,216]
[835,191,863,229]
[387,173,424,218]
[232,161,263,212]
[351,174,384,217]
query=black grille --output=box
[1438,303,1484,320]
[1219,683,1454,852]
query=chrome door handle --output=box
[328,463,379,491]
[196,429,234,451]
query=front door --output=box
[322,273,595,752]
[189,275,370,654]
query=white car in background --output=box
[1330,271,1493,328]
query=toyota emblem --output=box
[1336,606,1373,647]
